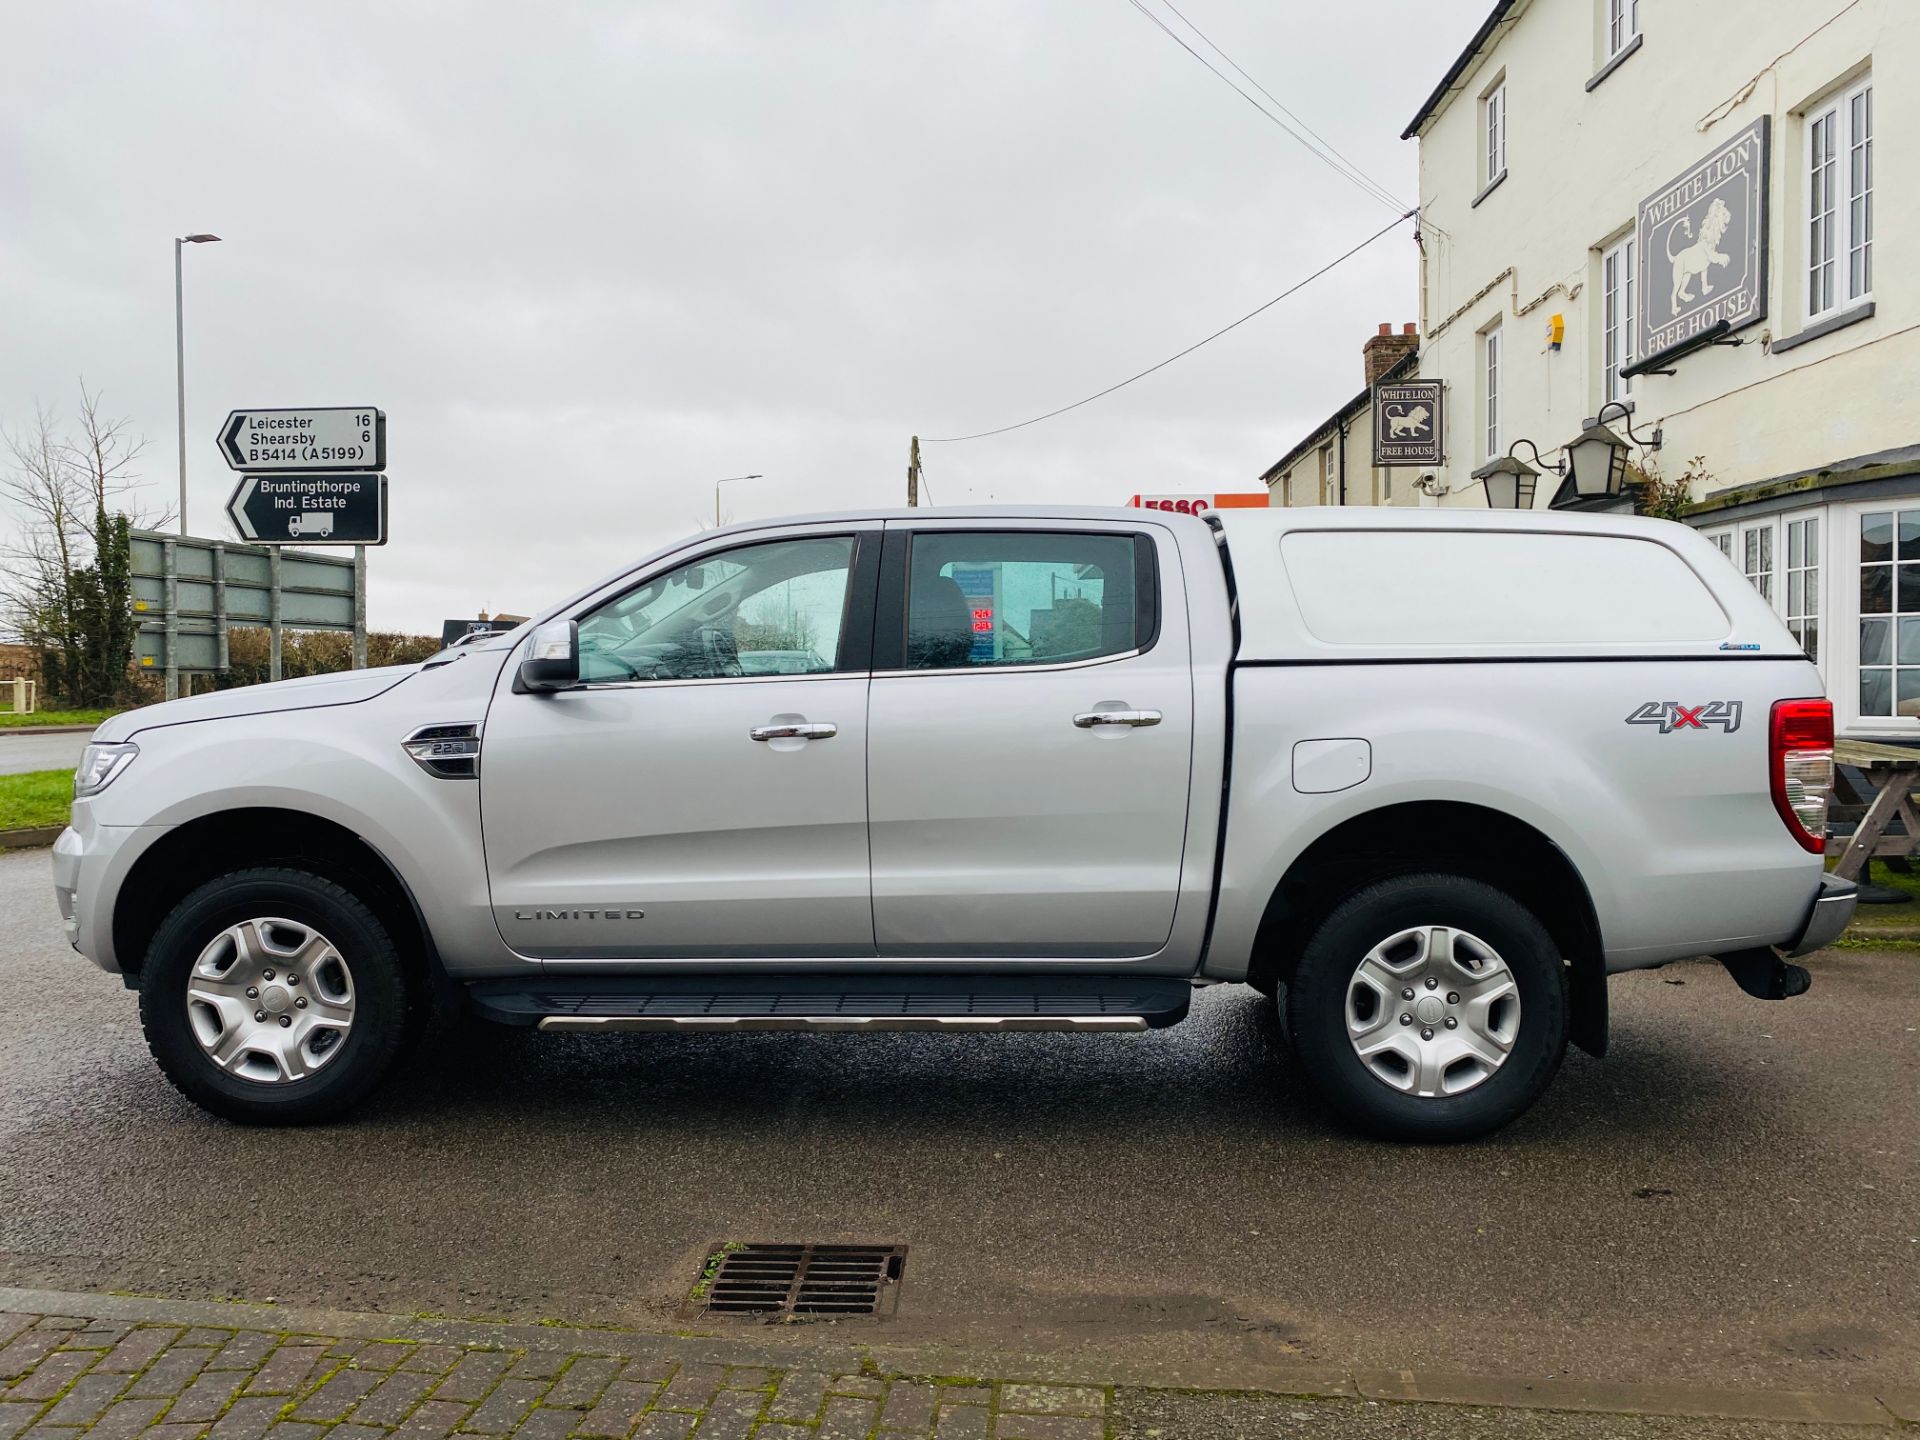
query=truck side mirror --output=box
[517,619,579,693]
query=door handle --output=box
[750,721,837,742]
[1072,709,1162,729]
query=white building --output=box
[1376,0,1917,738]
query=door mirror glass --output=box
[518,619,579,692]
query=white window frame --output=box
[1606,0,1639,59]
[1699,510,1825,681]
[1319,443,1335,504]
[1482,82,1507,190]
[1600,233,1636,404]
[1482,323,1503,462]
[1806,74,1872,323]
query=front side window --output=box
[1808,77,1872,321]
[1859,509,1920,717]
[1483,83,1506,189]
[1601,233,1636,402]
[576,534,855,683]
[905,531,1145,670]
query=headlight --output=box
[74,742,139,797]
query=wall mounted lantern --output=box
[1469,439,1563,510]
[1564,400,1665,499]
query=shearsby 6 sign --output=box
[1637,117,1770,361]
[1371,379,1445,466]
[220,408,387,473]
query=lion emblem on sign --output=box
[1384,404,1430,438]
[1667,197,1733,310]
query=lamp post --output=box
[1470,439,1562,510]
[1564,400,1664,500]
[174,233,221,536]
[713,473,763,527]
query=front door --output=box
[864,522,1195,958]
[481,528,878,959]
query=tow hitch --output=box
[1718,948,1814,1001]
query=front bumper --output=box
[1784,872,1857,958]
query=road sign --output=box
[440,618,519,648]
[226,473,387,545]
[220,408,386,472]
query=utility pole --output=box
[907,435,921,508]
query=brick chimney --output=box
[1363,322,1419,387]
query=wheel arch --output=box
[112,807,442,992]
[1246,800,1608,1057]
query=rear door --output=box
[864,520,1195,958]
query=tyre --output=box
[1284,873,1568,1142]
[138,867,413,1123]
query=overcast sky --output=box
[2,0,1482,634]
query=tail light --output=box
[1770,698,1834,853]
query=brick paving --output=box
[0,1311,1113,1439]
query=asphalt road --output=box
[1,847,1914,1399]
[0,730,89,777]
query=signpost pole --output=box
[907,436,921,508]
[269,547,284,684]
[174,242,187,537]
[352,545,368,670]
[212,543,229,674]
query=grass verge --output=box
[0,768,74,831]
[0,707,118,729]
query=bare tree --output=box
[0,382,154,702]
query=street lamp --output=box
[713,473,763,526]
[1469,439,1562,510]
[1564,400,1664,500]
[174,233,222,536]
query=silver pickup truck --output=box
[53,506,1853,1139]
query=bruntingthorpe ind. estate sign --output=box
[1636,116,1771,360]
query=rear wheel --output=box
[139,867,412,1123]
[1284,873,1568,1141]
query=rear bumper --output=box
[1783,873,1856,958]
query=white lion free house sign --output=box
[1637,117,1770,363]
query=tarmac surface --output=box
[1,846,1915,1401]
[0,730,89,777]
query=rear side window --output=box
[904,531,1152,669]
[1280,530,1729,645]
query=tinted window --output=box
[577,536,854,682]
[905,531,1143,669]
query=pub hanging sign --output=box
[1371,379,1445,466]
[1636,116,1770,361]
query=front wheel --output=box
[1284,874,1568,1142]
[139,867,413,1123]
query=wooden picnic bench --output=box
[1829,739,1920,882]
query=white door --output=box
[481,529,877,959]
[865,523,1194,959]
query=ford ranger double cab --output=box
[53,506,1855,1140]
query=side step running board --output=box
[467,973,1192,1033]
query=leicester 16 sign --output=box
[220,408,387,472]
[1371,379,1444,466]
[1637,117,1770,361]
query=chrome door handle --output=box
[750,721,837,741]
[1073,709,1162,729]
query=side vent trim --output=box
[402,723,482,780]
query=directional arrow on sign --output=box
[226,473,387,546]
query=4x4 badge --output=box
[1625,700,1743,734]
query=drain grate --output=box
[688,1242,907,1320]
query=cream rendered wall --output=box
[1412,0,1918,508]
